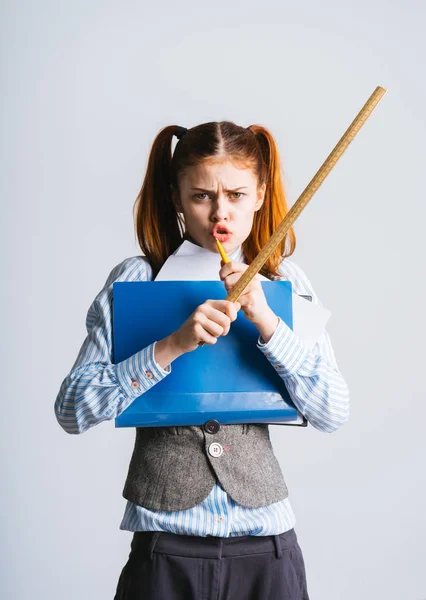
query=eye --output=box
[194,193,210,200]
[231,192,244,199]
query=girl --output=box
[55,121,350,600]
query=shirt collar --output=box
[228,245,246,263]
[173,239,246,263]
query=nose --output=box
[211,196,230,222]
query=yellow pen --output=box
[215,237,230,264]
[198,238,231,348]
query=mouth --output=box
[212,223,231,234]
[212,224,232,241]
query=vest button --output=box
[208,442,223,458]
[204,420,220,434]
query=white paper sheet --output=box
[156,241,331,350]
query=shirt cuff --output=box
[257,317,311,378]
[115,341,171,399]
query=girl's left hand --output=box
[219,261,272,325]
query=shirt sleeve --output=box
[54,257,172,434]
[256,259,350,433]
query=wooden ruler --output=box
[226,85,387,303]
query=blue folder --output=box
[112,281,304,427]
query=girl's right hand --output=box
[170,299,241,354]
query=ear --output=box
[254,182,266,211]
[170,185,183,212]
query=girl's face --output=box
[173,159,266,254]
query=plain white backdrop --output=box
[1,1,425,598]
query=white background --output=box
[1,1,425,598]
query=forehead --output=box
[179,158,258,188]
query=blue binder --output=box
[112,281,304,427]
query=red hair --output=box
[133,121,296,279]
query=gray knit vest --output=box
[122,423,288,511]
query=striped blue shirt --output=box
[55,244,350,537]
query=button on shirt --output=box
[55,244,350,537]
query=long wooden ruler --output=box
[226,85,386,303]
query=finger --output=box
[204,300,238,325]
[219,300,239,322]
[219,261,245,280]
[199,305,231,334]
[194,322,220,345]
[207,299,240,320]
[237,288,258,302]
[223,273,240,286]
[198,314,227,337]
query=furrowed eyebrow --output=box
[190,187,248,192]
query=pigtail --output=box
[133,125,184,277]
[242,125,296,279]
